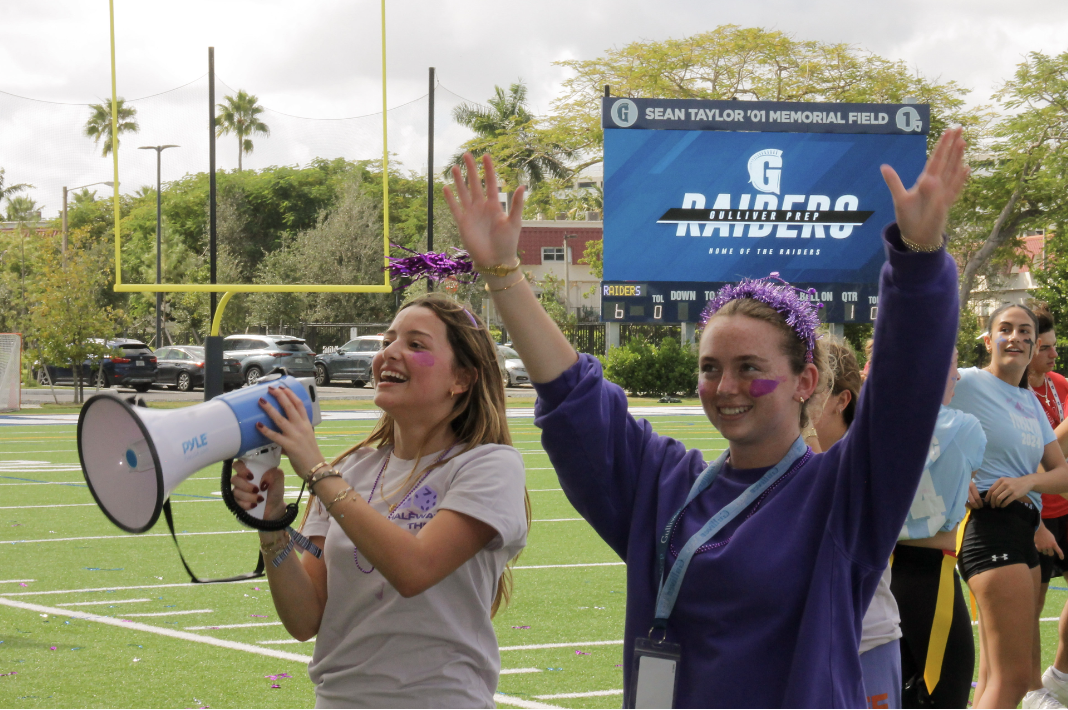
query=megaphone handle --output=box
[239,445,283,520]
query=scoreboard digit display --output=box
[600,97,928,324]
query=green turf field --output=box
[0,411,1064,708]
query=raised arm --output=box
[830,128,970,564]
[443,152,578,382]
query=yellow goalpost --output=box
[106,0,393,295]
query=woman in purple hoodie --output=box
[444,128,968,708]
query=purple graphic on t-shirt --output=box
[412,485,438,512]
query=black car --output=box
[36,338,157,392]
[153,346,244,392]
[314,335,384,387]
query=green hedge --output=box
[602,336,698,397]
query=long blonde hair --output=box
[302,293,531,616]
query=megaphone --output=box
[77,374,321,534]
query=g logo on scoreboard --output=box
[896,106,923,133]
[609,99,638,128]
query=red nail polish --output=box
[257,495,264,503]
[247,472,254,480]
[259,397,267,405]
[260,482,268,491]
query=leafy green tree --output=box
[548,25,976,173]
[0,168,32,207]
[4,196,40,221]
[953,50,1068,305]
[216,90,270,172]
[450,82,574,192]
[30,228,124,403]
[84,98,139,157]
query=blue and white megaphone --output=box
[77,374,321,534]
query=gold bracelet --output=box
[259,531,290,557]
[476,256,521,278]
[306,461,330,480]
[308,467,342,491]
[325,487,355,512]
[901,234,944,253]
[485,271,526,293]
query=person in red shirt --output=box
[1028,304,1068,707]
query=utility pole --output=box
[205,46,224,401]
[427,66,435,292]
[138,145,179,350]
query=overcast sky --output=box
[2,0,1066,217]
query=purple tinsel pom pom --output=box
[386,244,477,284]
[698,274,824,362]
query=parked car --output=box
[222,334,316,386]
[497,345,530,387]
[314,335,384,387]
[35,339,157,392]
[152,346,244,392]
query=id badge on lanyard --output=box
[628,635,681,709]
[624,436,809,709]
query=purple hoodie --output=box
[533,224,959,708]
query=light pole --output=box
[563,234,576,316]
[139,145,179,349]
[62,181,113,254]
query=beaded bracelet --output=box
[901,234,945,253]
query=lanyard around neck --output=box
[652,436,810,631]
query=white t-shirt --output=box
[301,443,528,709]
[859,566,901,654]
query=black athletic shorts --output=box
[957,496,1040,582]
[1041,514,1068,584]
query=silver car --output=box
[497,345,530,386]
[222,334,316,386]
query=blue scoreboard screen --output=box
[600,98,929,324]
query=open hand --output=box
[1037,522,1065,559]
[230,461,287,520]
[880,126,969,249]
[443,152,525,268]
[255,385,327,483]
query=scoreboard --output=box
[601,281,880,324]
[599,97,929,324]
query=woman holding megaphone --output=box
[230,295,529,709]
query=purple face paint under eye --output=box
[749,379,780,397]
[410,351,436,367]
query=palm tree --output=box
[216,90,270,171]
[450,81,572,188]
[84,98,140,157]
[0,168,32,208]
[4,196,40,222]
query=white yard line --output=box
[1,529,254,544]
[122,609,213,618]
[531,518,584,523]
[0,499,218,510]
[186,621,282,630]
[513,562,624,570]
[535,690,623,700]
[492,695,561,710]
[56,598,152,607]
[2,580,249,597]
[258,639,310,644]
[0,579,35,584]
[500,668,543,675]
[500,639,624,652]
[527,488,562,491]
[0,597,312,663]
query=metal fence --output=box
[561,324,607,355]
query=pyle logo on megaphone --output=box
[77,374,321,534]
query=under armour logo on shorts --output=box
[991,554,1009,562]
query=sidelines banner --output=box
[601,98,929,323]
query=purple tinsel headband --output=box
[387,244,477,284]
[698,272,824,362]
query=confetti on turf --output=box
[18,583,26,587]
[250,614,267,618]
[253,587,261,591]
[133,658,140,662]
[49,647,56,651]
[0,672,17,677]
[575,650,590,655]
[271,684,281,689]
[511,626,530,629]
[971,682,978,688]
[39,614,47,618]
[546,667,563,671]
